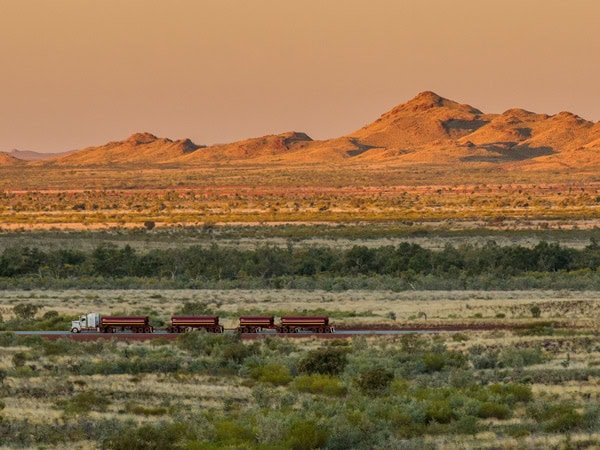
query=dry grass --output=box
[2,289,600,327]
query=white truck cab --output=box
[71,313,100,333]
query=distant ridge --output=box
[1,149,73,161]
[25,92,600,170]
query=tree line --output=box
[1,240,600,281]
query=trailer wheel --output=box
[144,326,152,333]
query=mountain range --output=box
[3,92,600,170]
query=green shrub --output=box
[469,345,500,369]
[452,333,469,342]
[478,402,511,420]
[528,402,585,433]
[425,400,456,424]
[500,347,544,368]
[215,420,254,444]
[12,352,28,368]
[504,424,531,438]
[125,402,168,416]
[356,368,394,395]
[0,331,17,347]
[59,391,110,416]
[451,415,480,435]
[422,352,447,372]
[42,310,59,319]
[221,342,255,364]
[287,419,328,450]
[103,422,187,450]
[43,338,78,356]
[178,301,214,316]
[298,347,348,375]
[489,383,533,404]
[293,374,347,397]
[176,331,235,357]
[250,363,292,386]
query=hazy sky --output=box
[1,0,599,153]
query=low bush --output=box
[250,363,292,386]
[425,399,456,424]
[287,419,329,450]
[478,401,511,420]
[528,402,585,433]
[58,391,110,416]
[125,402,168,416]
[293,374,347,397]
[469,345,500,369]
[214,420,254,445]
[176,331,239,357]
[103,422,188,450]
[488,383,533,404]
[500,347,544,368]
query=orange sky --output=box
[1,0,599,153]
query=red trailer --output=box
[236,316,275,333]
[278,316,334,333]
[167,316,224,333]
[100,316,153,333]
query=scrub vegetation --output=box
[1,324,600,449]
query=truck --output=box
[70,313,153,333]
[71,313,101,333]
[166,316,224,333]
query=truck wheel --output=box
[71,327,80,333]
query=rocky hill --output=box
[38,133,203,166]
[22,92,600,170]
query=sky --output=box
[1,0,599,153]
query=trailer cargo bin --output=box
[100,316,152,333]
[237,316,275,333]
[167,316,223,333]
[279,316,334,333]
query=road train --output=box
[70,313,334,334]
